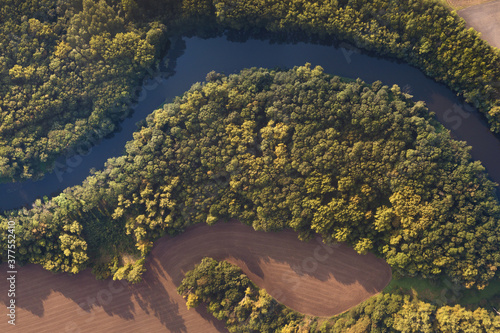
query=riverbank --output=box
[2,37,500,213]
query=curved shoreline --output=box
[0,222,391,332]
[2,36,500,211]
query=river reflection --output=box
[1,36,499,211]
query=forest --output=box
[1,0,499,182]
[2,0,500,330]
[2,66,499,288]
[0,0,168,181]
[199,0,500,131]
[179,257,500,332]
[177,257,304,332]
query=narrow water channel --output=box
[1,36,499,211]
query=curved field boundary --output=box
[459,0,500,48]
[0,222,391,332]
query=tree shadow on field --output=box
[0,220,391,329]
[156,221,390,287]
[0,262,187,332]
[129,260,188,333]
[150,221,392,316]
[194,304,229,332]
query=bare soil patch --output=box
[458,0,500,48]
[447,0,496,10]
[0,222,391,332]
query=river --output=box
[1,36,499,211]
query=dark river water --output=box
[1,36,500,211]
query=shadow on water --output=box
[0,37,188,212]
[1,32,499,210]
[0,26,498,331]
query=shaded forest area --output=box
[0,0,169,181]
[179,258,500,332]
[2,66,499,289]
[1,0,499,181]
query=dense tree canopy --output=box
[178,257,303,332]
[180,258,500,332]
[178,0,500,132]
[2,66,499,289]
[2,1,500,329]
[0,0,167,181]
[1,0,499,182]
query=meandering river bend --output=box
[1,35,499,332]
[1,36,499,210]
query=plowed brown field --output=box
[458,0,500,48]
[447,0,496,10]
[0,222,391,332]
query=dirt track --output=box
[0,222,391,332]
[459,0,500,48]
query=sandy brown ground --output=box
[447,0,496,10]
[458,0,500,47]
[0,222,391,332]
